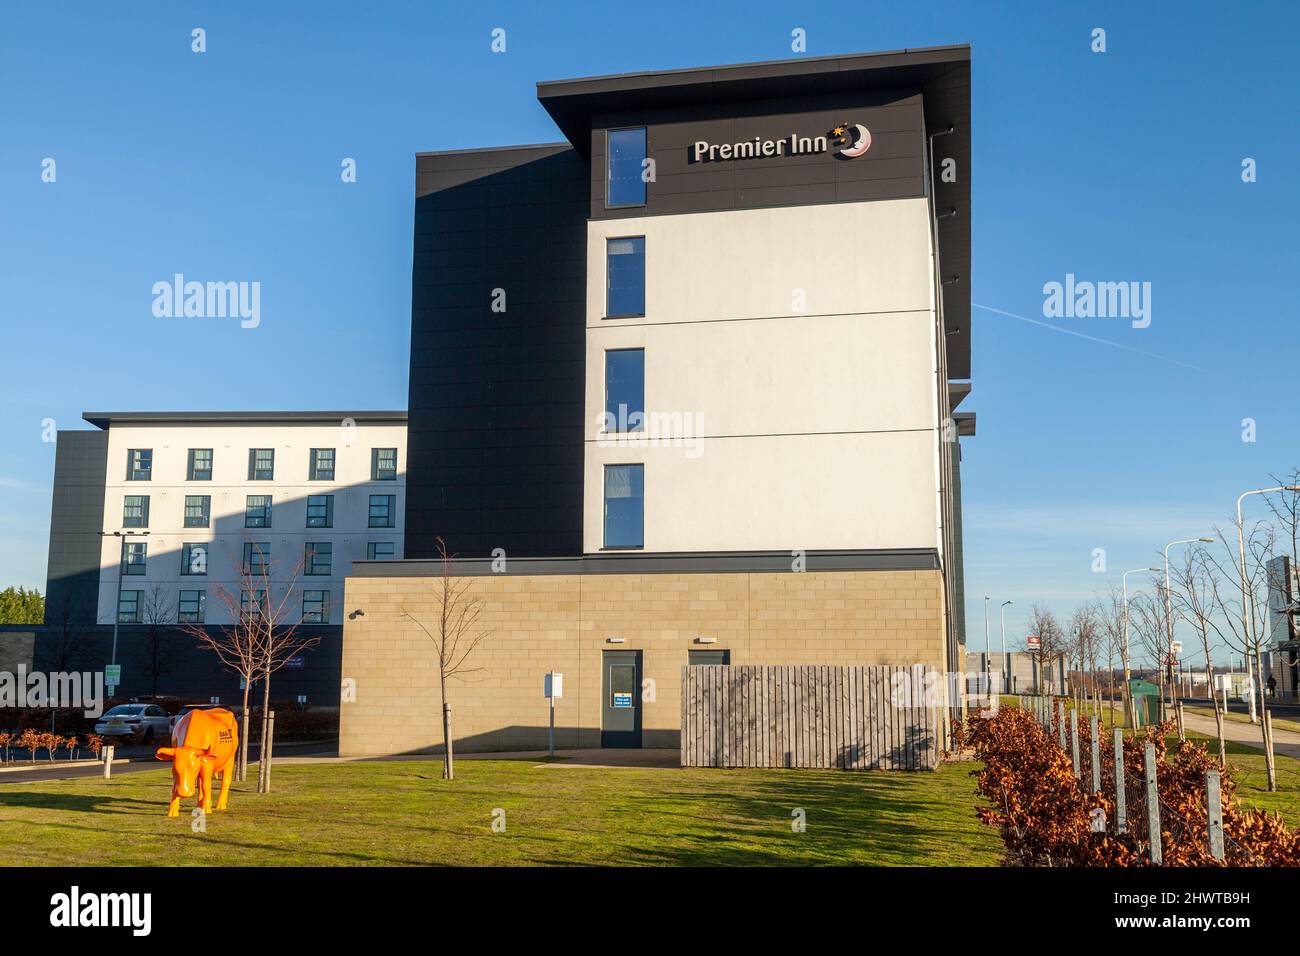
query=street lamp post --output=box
[1234,486,1300,723]
[983,596,990,678]
[1000,599,1013,692]
[99,529,149,691]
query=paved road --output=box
[1181,711,1300,760]
[1181,696,1300,720]
[0,740,335,786]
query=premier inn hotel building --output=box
[342,45,974,755]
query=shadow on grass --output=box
[0,790,159,814]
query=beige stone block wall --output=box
[338,568,945,756]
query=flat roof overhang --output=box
[82,411,407,430]
[537,45,971,379]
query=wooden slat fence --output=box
[680,664,943,770]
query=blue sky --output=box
[2,1,1296,664]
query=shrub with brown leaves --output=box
[965,705,1300,866]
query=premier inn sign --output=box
[691,123,872,163]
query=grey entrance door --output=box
[601,650,642,748]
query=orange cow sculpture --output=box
[155,707,239,817]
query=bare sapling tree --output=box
[180,556,261,782]
[400,537,491,780]
[1129,584,1173,725]
[1068,604,1100,715]
[1025,604,1065,695]
[1096,586,1128,728]
[1169,545,1226,764]
[245,542,318,794]
[1203,521,1278,790]
[137,584,177,697]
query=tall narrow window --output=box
[248,448,275,480]
[604,349,645,432]
[305,542,332,576]
[245,495,272,528]
[371,448,398,481]
[178,590,206,624]
[122,495,149,528]
[126,449,152,481]
[243,542,270,574]
[306,494,333,528]
[184,495,211,528]
[310,448,335,481]
[118,590,142,623]
[367,542,395,560]
[603,464,644,549]
[606,127,647,207]
[368,494,395,528]
[302,590,330,624]
[122,541,148,575]
[187,448,213,481]
[180,543,208,576]
[606,237,645,318]
[241,590,267,620]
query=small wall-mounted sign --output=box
[613,692,633,709]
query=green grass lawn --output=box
[0,758,1002,866]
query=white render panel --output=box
[586,198,933,326]
[584,432,938,553]
[97,420,405,626]
[587,311,934,438]
[583,198,941,554]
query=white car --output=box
[94,704,172,744]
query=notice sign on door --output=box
[613,692,633,709]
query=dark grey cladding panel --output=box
[407,144,588,560]
[44,430,108,626]
[353,549,940,577]
[588,93,925,220]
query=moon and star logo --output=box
[830,123,872,159]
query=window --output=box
[178,590,205,624]
[245,495,272,528]
[372,448,398,481]
[604,349,645,431]
[248,448,275,480]
[606,237,645,318]
[184,495,211,528]
[368,494,395,528]
[118,590,142,623]
[122,495,149,528]
[187,448,213,481]
[367,542,395,560]
[243,542,270,574]
[241,590,267,620]
[122,541,147,575]
[688,649,731,666]
[310,448,335,481]
[180,542,208,576]
[126,449,152,481]
[302,590,330,624]
[305,494,333,528]
[603,464,644,549]
[606,127,647,207]
[305,542,332,576]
